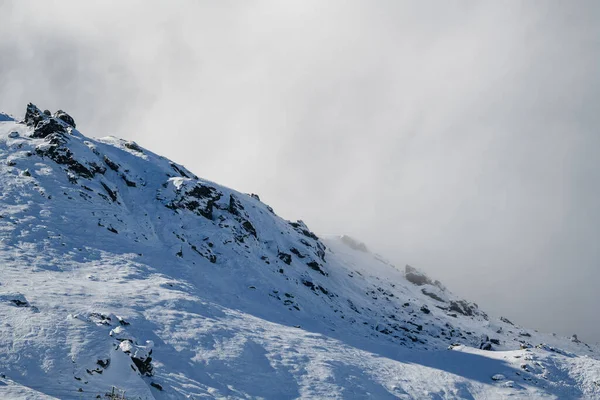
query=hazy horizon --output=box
[1,1,599,342]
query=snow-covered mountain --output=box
[0,104,598,399]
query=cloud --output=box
[1,0,599,341]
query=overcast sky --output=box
[1,0,599,342]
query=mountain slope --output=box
[0,105,598,399]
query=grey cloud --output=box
[1,0,599,341]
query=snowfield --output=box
[0,105,599,399]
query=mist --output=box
[1,1,599,342]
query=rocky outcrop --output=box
[165,182,222,220]
[53,110,76,128]
[340,235,369,252]
[23,103,48,128]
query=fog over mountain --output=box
[1,0,599,342]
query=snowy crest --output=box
[0,104,598,399]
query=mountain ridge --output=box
[0,104,598,399]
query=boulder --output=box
[53,110,76,128]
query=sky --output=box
[1,0,599,342]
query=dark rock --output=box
[278,252,292,265]
[289,220,319,241]
[448,300,478,317]
[420,305,430,314]
[250,193,260,201]
[100,183,118,202]
[405,265,444,289]
[103,156,119,172]
[96,359,110,368]
[347,300,360,313]
[480,342,493,351]
[53,110,76,128]
[124,141,143,152]
[500,316,514,325]
[132,355,153,376]
[31,118,67,139]
[290,248,306,259]
[23,103,48,127]
[302,279,315,290]
[306,261,327,276]
[10,299,29,307]
[150,382,163,391]
[490,338,500,345]
[241,220,257,238]
[228,194,244,216]
[170,163,189,178]
[180,184,222,220]
[35,132,96,179]
[121,174,137,187]
[421,288,445,302]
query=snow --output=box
[0,108,599,399]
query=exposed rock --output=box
[340,235,369,252]
[277,252,292,265]
[290,248,306,259]
[124,141,143,152]
[53,110,76,128]
[100,182,118,202]
[35,132,98,180]
[421,288,445,302]
[103,156,119,172]
[241,220,257,238]
[164,182,223,221]
[0,293,30,307]
[31,118,67,139]
[132,355,153,376]
[23,103,48,127]
[121,174,137,187]
[480,342,493,351]
[306,260,327,276]
[170,163,190,178]
[405,265,433,286]
[289,220,319,241]
[228,194,244,216]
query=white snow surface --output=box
[0,106,599,399]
